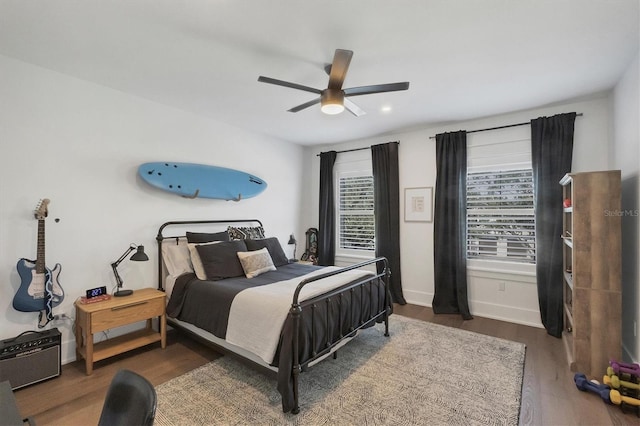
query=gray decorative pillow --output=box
[227,225,265,240]
[188,241,221,280]
[195,240,247,280]
[245,237,289,267]
[237,248,276,279]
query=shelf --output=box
[92,329,162,362]
[562,330,576,371]
[563,302,574,328]
[559,170,622,378]
[564,271,573,290]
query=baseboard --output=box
[622,341,638,364]
[403,290,543,328]
[402,289,432,307]
[61,337,76,365]
[468,300,543,328]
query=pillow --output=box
[186,231,229,244]
[196,240,247,281]
[245,237,289,267]
[188,241,222,280]
[161,239,194,277]
[237,248,276,279]
[227,225,265,240]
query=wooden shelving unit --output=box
[560,170,621,378]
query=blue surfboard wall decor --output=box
[138,162,267,201]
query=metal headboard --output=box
[155,219,263,291]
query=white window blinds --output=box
[338,175,375,251]
[465,127,536,265]
[467,168,536,264]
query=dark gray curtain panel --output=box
[318,151,337,266]
[432,131,472,320]
[531,112,576,337]
[371,142,406,304]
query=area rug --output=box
[155,315,525,425]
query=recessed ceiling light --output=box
[381,105,392,113]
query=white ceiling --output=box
[0,1,638,146]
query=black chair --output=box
[98,369,157,426]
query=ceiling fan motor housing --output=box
[321,89,345,114]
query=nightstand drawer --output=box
[91,297,163,333]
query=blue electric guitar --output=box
[13,199,64,327]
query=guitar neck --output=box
[36,219,45,274]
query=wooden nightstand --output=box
[74,288,166,375]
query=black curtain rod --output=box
[428,113,583,139]
[317,141,399,156]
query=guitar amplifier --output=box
[0,328,61,390]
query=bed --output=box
[156,219,391,414]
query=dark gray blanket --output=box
[166,263,320,338]
[166,263,389,413]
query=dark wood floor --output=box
[12,304,640,425]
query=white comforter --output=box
[225,266,372,364]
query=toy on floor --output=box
[603,374,640,393]
[610,389,640,416]
[607,359,640,417]
[574,373,611,403]
[611,360,640,369]
[607,366,637,383]
[610,360,640,377]
[607,359,640,392]
[574,361,640,417]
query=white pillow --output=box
[188,241,222,280]
[237,248,276,279]
[161,239,193,277]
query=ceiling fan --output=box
[258,49,410,116]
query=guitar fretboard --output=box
[35,219,45,274]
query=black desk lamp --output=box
[111,244,149,297]
[288,234,297,262]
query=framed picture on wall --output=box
[404,187,433,222]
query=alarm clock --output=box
[85,286,107,299]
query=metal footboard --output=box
[289,257,391,414]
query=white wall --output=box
[0,55,305,364]
[611,50,640,363]
[302,94,612,328]
[4,48,632,365]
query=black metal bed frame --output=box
[156,219,391,414]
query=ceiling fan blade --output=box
[258,76,322,94]
[344,82,410,97]
[327,49,353,90]
[288,97,321,113]
[344,99,366,117]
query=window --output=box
[333,151,375,260]
[466,168,535,264]
[337,174,375,252]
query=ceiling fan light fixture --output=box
[258,49,409,116]
[321,89,345,115]
[321,103,344,115]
